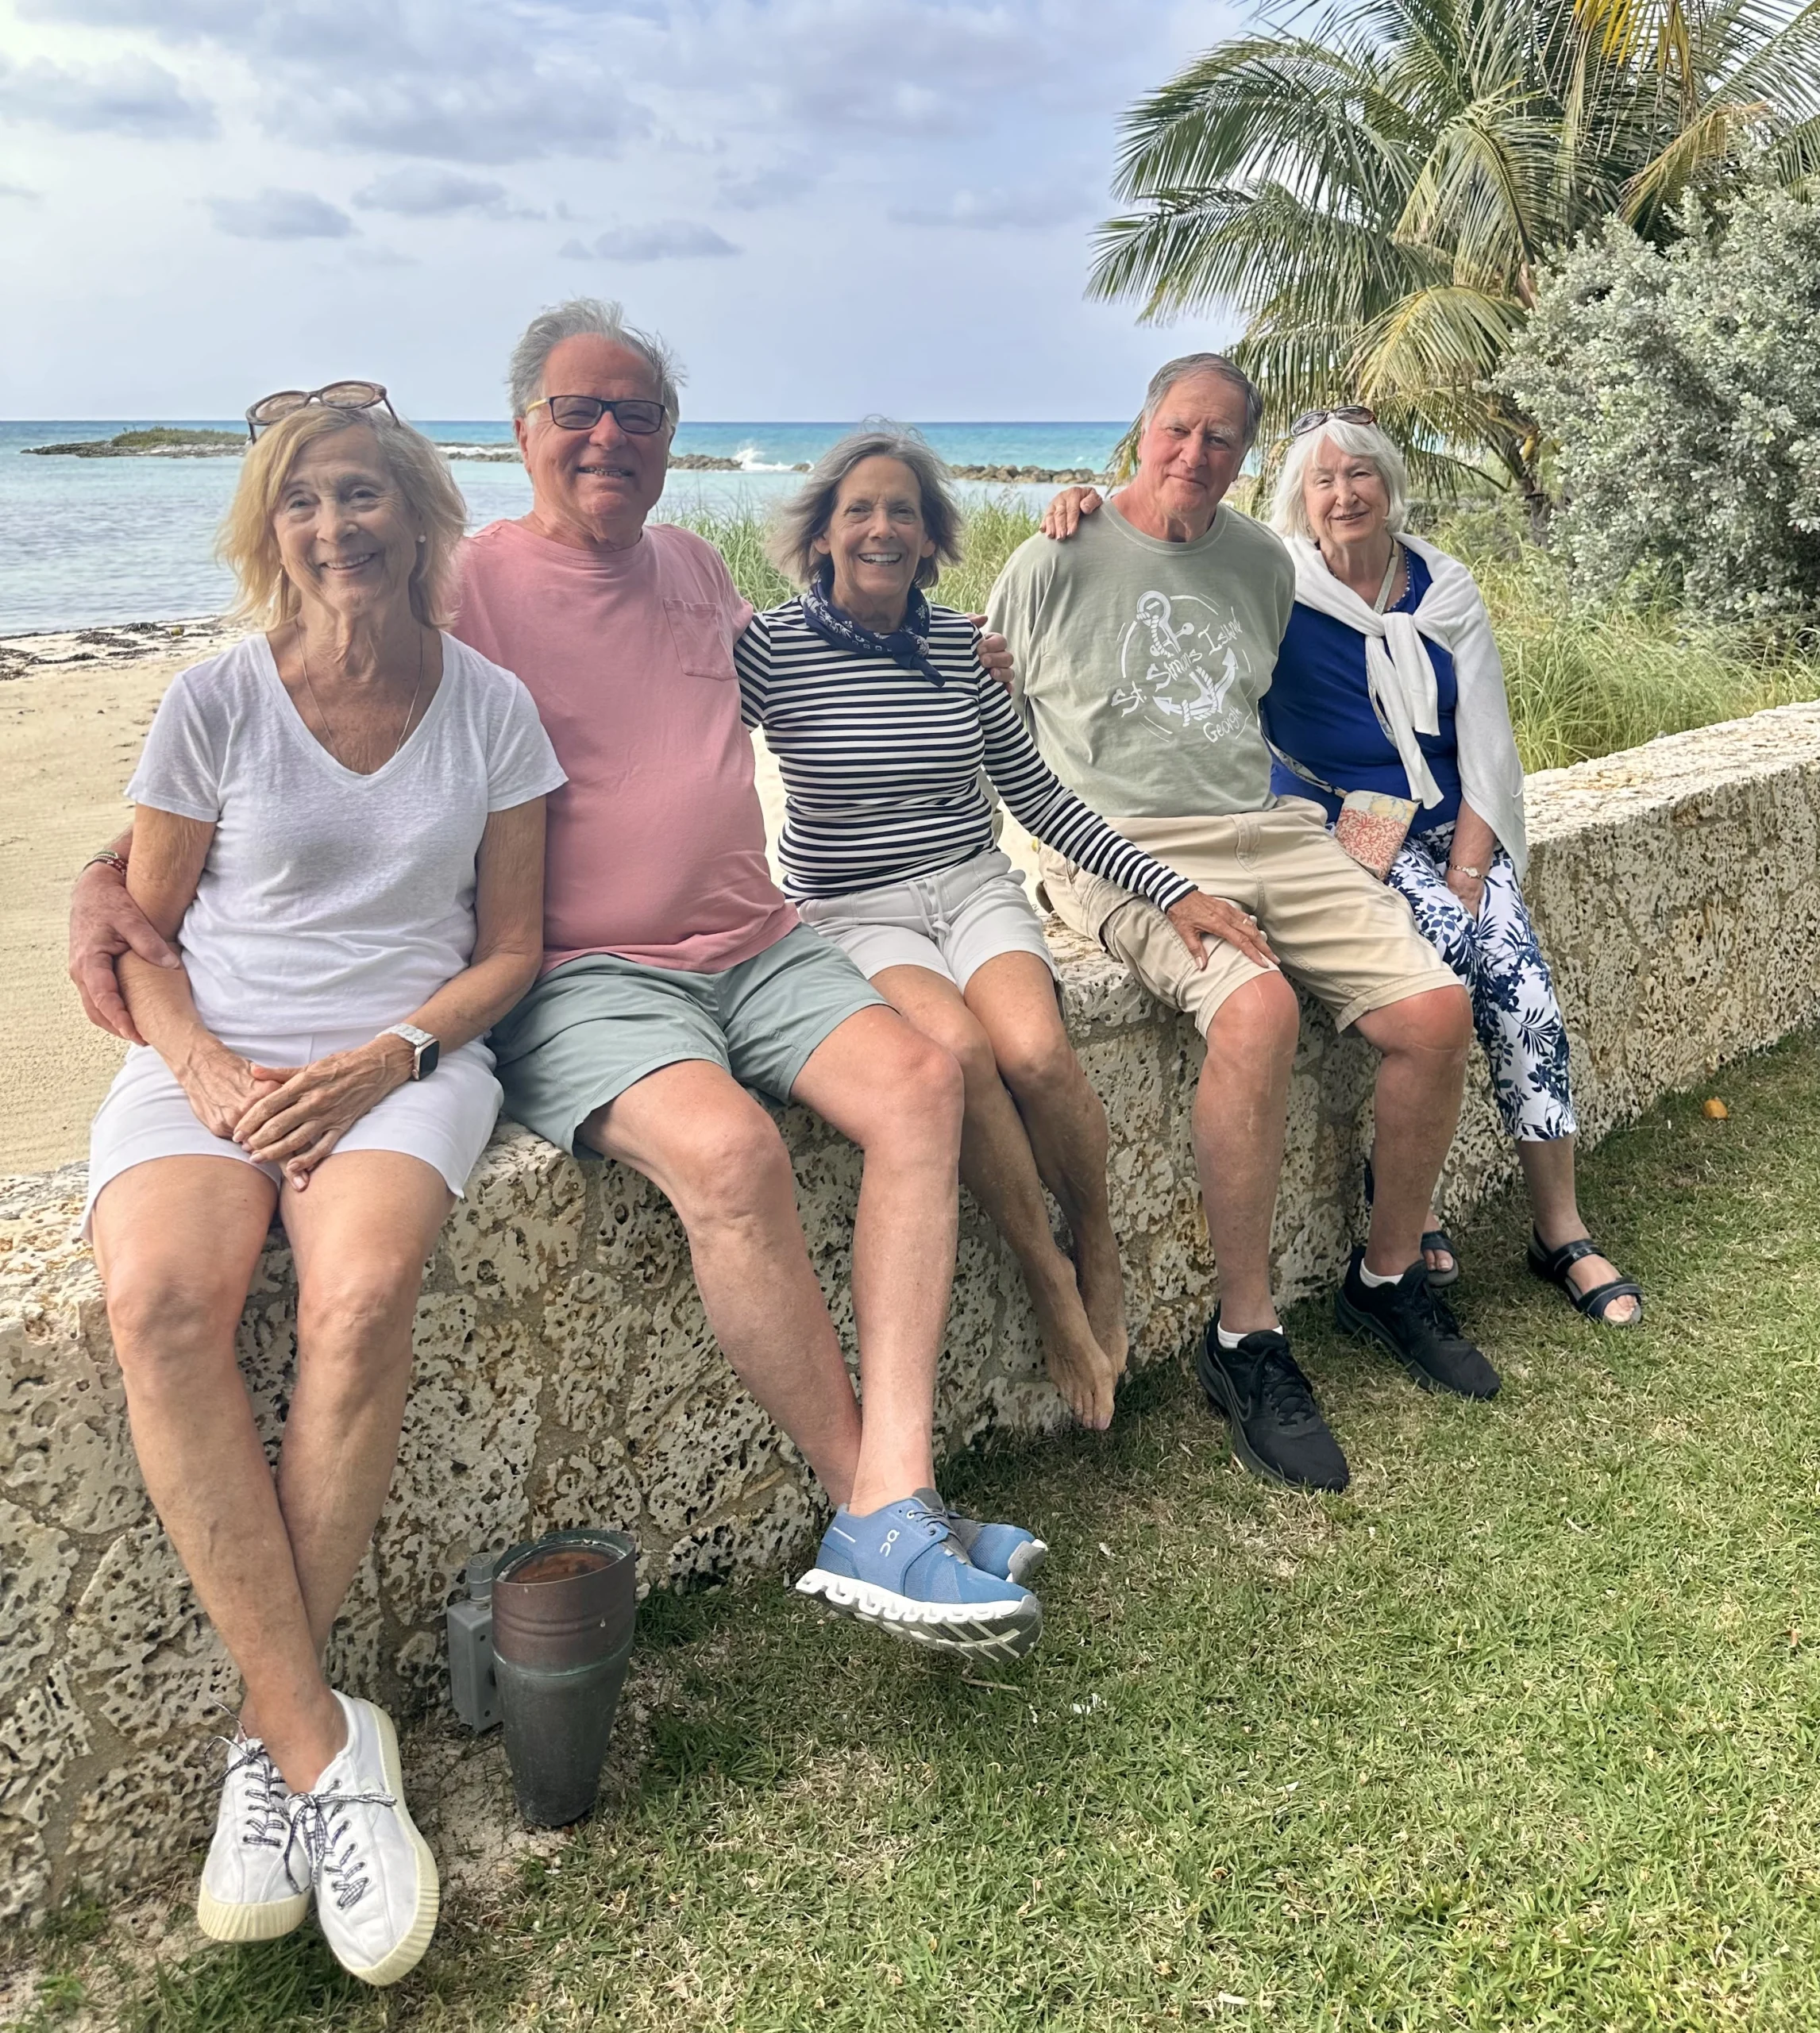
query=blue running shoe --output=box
[797,1495,1043,1661]
[913,1487,1048,1587]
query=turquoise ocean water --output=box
[0,419,1124,635]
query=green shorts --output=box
[491,924,886,1155]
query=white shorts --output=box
[83,1025,503,1234]
[796,848,1058,993]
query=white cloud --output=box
[209,187,355,240]
[25,0,650,164]
[563,221,741,262]
[0,54,217,139]
[715,160,819,211]
[352,165,541,218]
[0,181,45,202]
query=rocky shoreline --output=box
[0,617,234,681]
[21,431,1103,486]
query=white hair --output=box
[506,297,684,422]
[1270,416,1410,539]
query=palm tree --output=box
[1088,0,1820,507]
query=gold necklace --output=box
[296,624,426,770]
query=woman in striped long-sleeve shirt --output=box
[738,428,1263,1430]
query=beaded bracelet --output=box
[83,850,129,878]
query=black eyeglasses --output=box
[245,380,399,441]
[1290,403,1377,438]
[524,395,669,434]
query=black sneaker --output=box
[1335,1248,1500,1398]
[1195,1314,1350,1493]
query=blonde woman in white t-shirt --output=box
[82,392,565,1988]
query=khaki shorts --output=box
[1039,800,1460,1036]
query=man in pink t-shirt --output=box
[463,303,1046,1657]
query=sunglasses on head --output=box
[245,380,398,441]
[524,394,669,435]
[1290,404,1377,438]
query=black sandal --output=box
[1363,1156,1459,1288]
[1526,1231,1644,1326]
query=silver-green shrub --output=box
[1500,187,1820,627]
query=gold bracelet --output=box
[1448,863,1483,881]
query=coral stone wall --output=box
[6,703,1820,1920]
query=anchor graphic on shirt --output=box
[1112,589,1254,743]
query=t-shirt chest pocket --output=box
[663,599,735,681]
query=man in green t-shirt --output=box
[988,354,1498,1494]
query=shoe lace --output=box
[210,1735,290,1854]
[284,1783,395,1910]
[1251,1342,1320,1425]
[1395,1269,1462,1341]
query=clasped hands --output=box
[175,1034,411,1190]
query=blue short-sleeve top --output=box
[1263,546,1463,825]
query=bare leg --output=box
[790,1005,965,1510]
[253,1152,455,1713]
[873,962,1116,1430]
[1519,1136,1639,1321]
[582,1060,866,1506]
[966,954,1129,1381]
[1193,974,1302,1333]
[1353,986,1473,1278]
[91,1158,349,1793]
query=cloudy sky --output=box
[0,0,1244,422]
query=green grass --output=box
[675,495,1820,773]
[37,1032,1820,2028]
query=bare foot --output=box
[1424,1208,1456,1280]
[1067,1219,1131,1378]
[1027,1256,1120,1430]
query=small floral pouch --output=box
[1333,789,1419,881]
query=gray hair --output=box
[506,297,684,422]
[1141,352,1264,449]
[1269,415,1410,540]
[766,424,962,590]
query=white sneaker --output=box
[285,1693,438,1986]
[195,1734,310,1942]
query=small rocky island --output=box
[23,431,1104,486]
[24,426,245,457]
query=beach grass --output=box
[29,1028,1820,2029]
[677,496,1820,774]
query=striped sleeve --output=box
[974,663,1195,911]
[734,611,772,729]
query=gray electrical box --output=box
[448,1555,500,1731]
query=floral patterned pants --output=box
[1386,821,1576,1143]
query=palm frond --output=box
[1090,0,1818,488]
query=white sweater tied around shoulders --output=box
[1286,531,1529,876]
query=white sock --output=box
[1358,1261,1402,1289]
[1217,1317,1278,1349]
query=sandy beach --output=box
[1,623,238,1172]
[0,623,1040,1177]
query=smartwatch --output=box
[382,1023,440,1079]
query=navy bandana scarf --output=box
[800,569,947,688]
